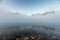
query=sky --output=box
[0,0,60,24]
[0,0,60,15]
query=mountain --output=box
[31,10,55,16]
[32,13,41,16]
[42,11,55,15]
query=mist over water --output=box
[0,12,60,35]
[0,10,60,40]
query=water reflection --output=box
[0,25,60,40]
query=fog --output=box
[0,10,60,36]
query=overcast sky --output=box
[0,0,60,14]
[0,0,60,23]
